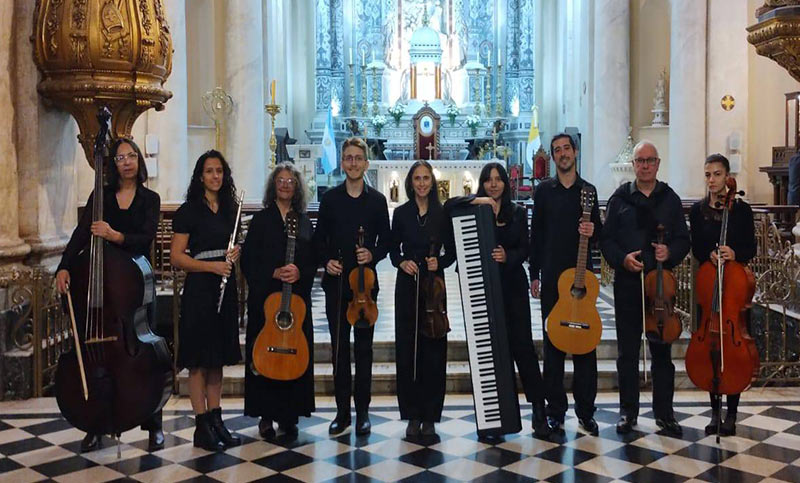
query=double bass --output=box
[346,226,378,328]
[55,108,173,438]
[685,178,758,436]
[643,224,682,344]
[252,212,310,380]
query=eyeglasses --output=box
[276,178,296,186]
[633,157,659,165]
[343,155,365,163]
[114,152,138,163]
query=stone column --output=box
[591,0,630,199]
[223,2,266,202]
[668,0,707,198]
[145,0,190,203]
[0,4,30,267]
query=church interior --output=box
[1,0,800,482]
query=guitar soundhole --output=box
[275,311,294,330]
[570,285,587,299]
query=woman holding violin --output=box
[689,154,756,436]
[170,150,242,451]
[241,163,316,439]
[390,161,456,437]
[56,137,164,453]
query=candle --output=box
[497,48,502,66]
[270,80,276,105]
[361,50,366,66]
[349,48,353,65]
[487,49,491,66]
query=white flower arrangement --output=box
[388,102,406,125]
[465,115,481,129]
[446,103,460,117]
[371,115,387,129]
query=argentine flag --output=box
[321,108,337,174]
[525,106,541,170]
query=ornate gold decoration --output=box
[721,95,735,111]
[747,12,800,84]
[33,0,173,165]
[202,87,234,152]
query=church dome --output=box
[409,25,442,63]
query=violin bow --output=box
[640,270,648,384]
[413,260,420,382]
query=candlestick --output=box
[485,66,493,115]
[349,62,357,116]
[264,102,282,169]
[371,67,379,117]
[360,63,368,117]
[496,64,503,116]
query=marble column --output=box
[668,0,707,198]
[0,4,30,267]
[591,0,630,200]
[223,1,266,202]
[145,0,190,203]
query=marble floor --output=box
[0,389,799,482]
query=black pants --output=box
[710,393,740,414]
[503,285,545,409]
[395,272,447,422]
[541,286,597,421]
[614,281,675,419]
[326,291,375,416]
[141,411,163,432]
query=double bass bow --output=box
[685,177,758,441]
[346,226,378,328]
[55,108,173,442]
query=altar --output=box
[370,158,501,207]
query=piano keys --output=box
[450,203,522,437]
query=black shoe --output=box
[705,411,721,435]
[209,407,241,448]
[328,416,351,435]
[719,412,737,436]
[546,416,564,434]
[278,421,299,436]
[194,412,224,451]
[259,419,276,439]
[420,421,435,436]
[148,429,165,452]
[579,418,599,436]
[532,403,551,438]
[80,433,101,453]
[355,412,371,435]
[616,415,637,434]
[656,417,683,437]
[406,419,421,437]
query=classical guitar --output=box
[252,212,310,381]
[545,186,602,355]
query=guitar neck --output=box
[573,210,591,289]
[279,237,297,312]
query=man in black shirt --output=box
[600,140,690,437]
[530,133,602,435]
[313,137,391,435]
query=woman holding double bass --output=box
[241,163,316,439]
[390,161,455,438]
[688,154,757,436]
[55,133,169,453]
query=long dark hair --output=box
[264,162,308,213]
[477,162,513,223]
[107,137,148,191]
[404,160,442,210]
[186,150,238,221]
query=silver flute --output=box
[217,190,245,313]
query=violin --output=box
[685,177,759,413]
[55,108,172,437]
[643,224,682,344]
[421,239,449,339]
[346,226,378,328]
[252,212,310,381]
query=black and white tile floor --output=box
[1,390,799,482]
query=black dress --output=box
[390,201,455,422]
[174,200,241,369]
[241,205,316,423]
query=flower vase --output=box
[470,126,477,137]
[449,115,456,126]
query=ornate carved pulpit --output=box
[759,91,797,205]
[413,106,440,159]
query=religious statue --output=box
[390,178,399,202]
[651,69,668,126]
[463,177,473,196]
[437,179,450,202]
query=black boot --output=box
[80,433,101,453]
[148,429,165,452]
[720,412,737,436]
[194,412,224,451]
[210,407,241,448]
[532,403,551,438]
[259,418,276,439]
[705,409,721,435]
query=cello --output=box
[346,226,378,328]
[55,107,173,439]
[685,177,758,438]
[643,224,682,344]
[252,212,310,381]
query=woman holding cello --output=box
[390,161,455,437]
[170,150,243,451]
[55,136,166,453]
[688,154,756,436]
[241,163,316,439]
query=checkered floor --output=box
[1,391,799,482]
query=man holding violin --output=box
[313,137,391,435]
[600,140,690,437]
